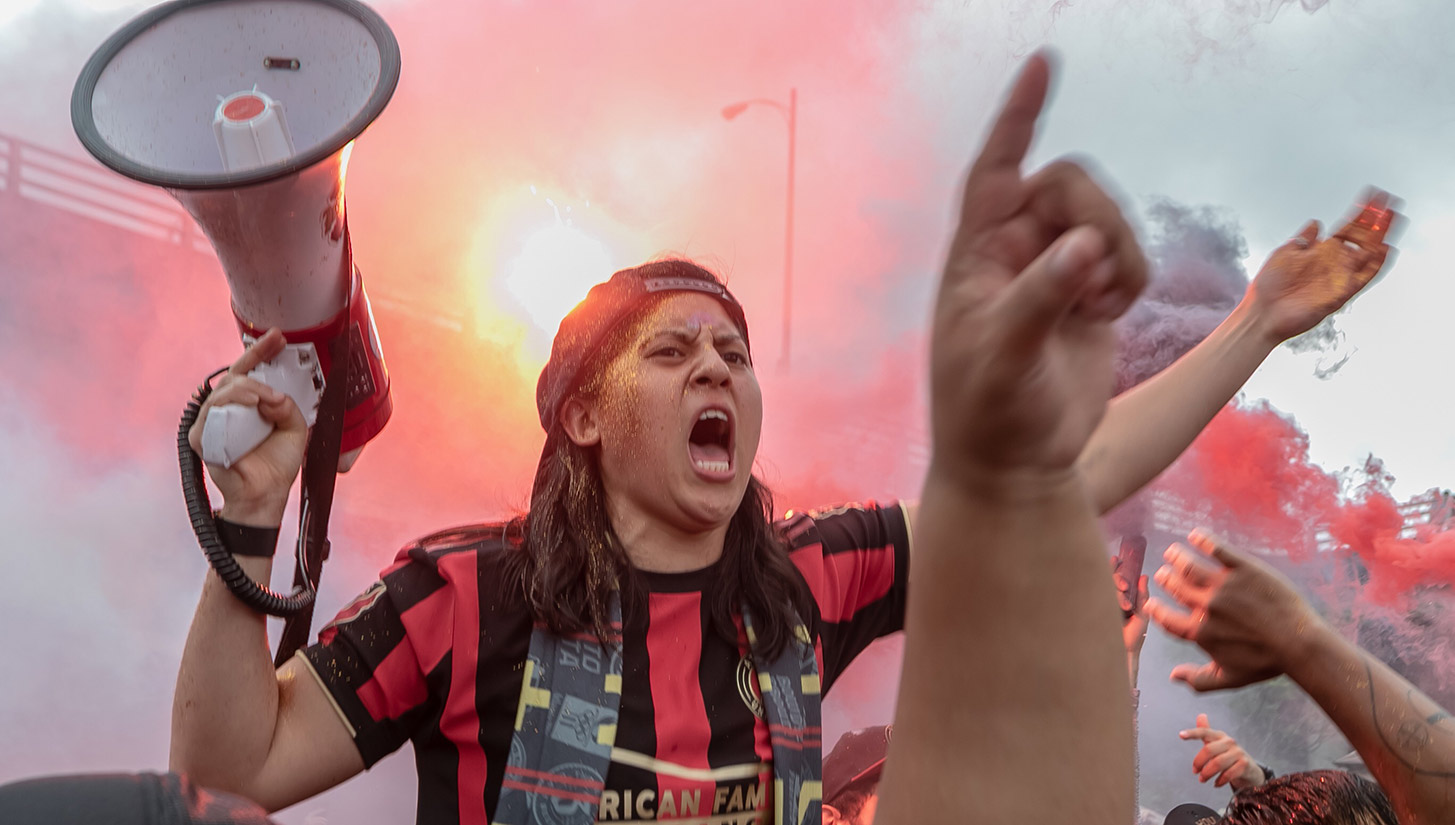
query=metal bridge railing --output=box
[1,132,211,254]
[0,131,466,333]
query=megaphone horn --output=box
[71,0,401,470]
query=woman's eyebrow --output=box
[642,326,744,346]
[636,328,692,350]
[713,330,746,347]
[645,327,694,343]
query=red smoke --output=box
[0,0,943,574]
[1170,400,1453,608]
[1174,400,1340,558]
[1329,481,1455,608]
[300,0,942,562]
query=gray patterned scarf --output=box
[495,593,822,825]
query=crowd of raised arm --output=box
[876,51,1449,825]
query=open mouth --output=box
[687,408,734,476]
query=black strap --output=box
[213,515,280,558]
[272,289,353,667]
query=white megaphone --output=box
[71,0,400,472]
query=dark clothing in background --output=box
[0,772,277,825]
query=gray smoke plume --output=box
[1287,317,1354,379]
[1113,196,1355,402]
[1114,198,1250,395]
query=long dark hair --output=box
[505,264,815,661]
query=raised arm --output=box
[171,329,363,811]
[1077,194,1399,514]
[1285,624,1455,824]
[1148,531,1455,824]
[878,52,1141,825]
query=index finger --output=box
[229,328,287,376]
[966,52,1053,184]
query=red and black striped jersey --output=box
[299,501,909,825]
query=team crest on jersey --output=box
[321,581,386,634]
[736,655,764,718]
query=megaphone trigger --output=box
[199,343,325,468]
[252,343,326,428]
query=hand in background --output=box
[1245,190,1400,342]
[1145,529,1325,691]
[1180,713,1268,791]
[1147,533,1455,825]
[1112,557,1149,683]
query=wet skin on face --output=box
[562,293,763,562]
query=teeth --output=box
[699,409,728,422]
[695,459,730,473]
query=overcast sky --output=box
[1,0,1451,821]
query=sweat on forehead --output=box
[627,294,746,341]
[684,312,717,333]
[569,294,743,393]
[534,260,751,432]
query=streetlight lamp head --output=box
[721,102,749,121]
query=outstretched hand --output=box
[1145,530,1325,691]
[1246,190,1401,342]
[931,52,1148,491]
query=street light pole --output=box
[721,89,797,369]
[782,87,795,369]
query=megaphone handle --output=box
[180,372,315,619]
[198,343,324,468]
[199,404,274,469]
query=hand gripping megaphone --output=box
[71,0,400,656]
[71,0,399,472]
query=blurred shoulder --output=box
[776,501,908,552]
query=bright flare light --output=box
[503,215,614,336]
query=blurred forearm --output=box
[879,468,1134,824]
[1287,624,1455,824]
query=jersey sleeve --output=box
[781,501,911,692]
[299,543,457,767]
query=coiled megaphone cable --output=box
[178,368,315,617]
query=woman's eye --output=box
[725,352,749,365]
[652,346,684,358]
